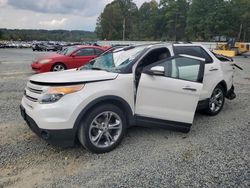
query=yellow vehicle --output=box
[235,42,250,54]
[213,38,250,57]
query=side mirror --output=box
[71,53,76,57]
[144,66,165,76]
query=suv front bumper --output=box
[20,105,76,147]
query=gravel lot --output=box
[0,49,249,188]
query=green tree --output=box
[0,29,96,41]
[118,0,139,40]
[137,0,159,40]
[95,0,138,40]
[99,2,123,40]
[230,0,250,41]
[95,0,250,41]
[160,0,189,41]
[95,16,103,39]
[186,0,233,41]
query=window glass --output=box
[153,57,201,82]
[174,46,213,63]
[75,48,95,56]
[95,48,104,56]
[59,46,78,55]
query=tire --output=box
[204,85,225,116]
[51,63,66,72]
[78,104,126,153]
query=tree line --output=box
[0,29,97,41]
[95,0,250,42]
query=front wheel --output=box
[204,85,225,116]
[51,63,66,72]
[78,104,126,153]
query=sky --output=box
[0,0,159,31]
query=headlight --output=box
[39,84,84,104]
[39,59,52,64]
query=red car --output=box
[31,45,108,73]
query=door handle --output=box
[209,67,218,71]
[182,86,197,92]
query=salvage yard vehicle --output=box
[31,45,108,73]
[43,42,61,52]
[213,37,250,57]
[32,43,46,51]
[32,42,62,52]
[21,43,236,153]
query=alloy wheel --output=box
[209,88,224,112]
[53,64,65,71]
[89,111,122,148]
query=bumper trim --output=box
[20,105,76,147]
[226,85,236,100]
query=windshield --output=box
[80,46,146,72]
[58,46,77,55]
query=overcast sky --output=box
[0,0,159,31]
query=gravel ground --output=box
[0,49,249,188]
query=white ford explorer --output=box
[20,43,236,153]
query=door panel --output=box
[135,56,204,124]
[73,48,96,67]
[136,75,202,123]
[173,45,219,99]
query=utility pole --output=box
[174,13,179,42]
[123,18,126,41]
[237,24,243,41]
[122,7,131,41]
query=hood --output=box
[29,69,119,84]
[34,52,65,62]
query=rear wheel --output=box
[51,63,66,72]
[78,104,126,153]
[204,85,225,116]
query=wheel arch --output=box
[73,95,135,134]
[217,80,227,93]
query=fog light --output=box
[41,131,49,140]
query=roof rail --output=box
[173,41,193,44]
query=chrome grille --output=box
[26,87,43,94]
[24,91,38,102]
[24,81,47,103]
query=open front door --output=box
[135,55,205,127]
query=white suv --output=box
[20,43,236,153]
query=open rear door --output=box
[135,55,205,127]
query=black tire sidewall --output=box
[78,104,126,153]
